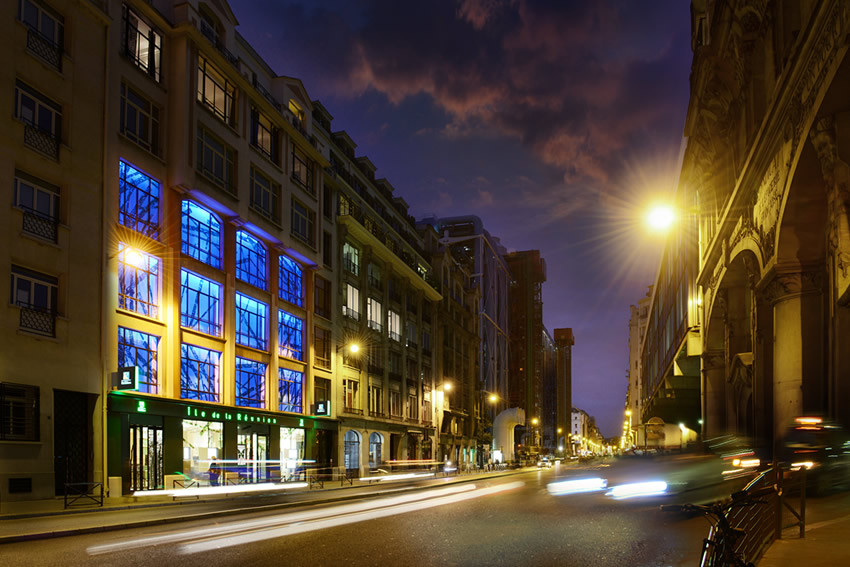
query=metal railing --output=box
[27,27,62,70]
[64,482,103,509]
[22,209,59,242]
[19,303,56,337]
[343,306,360,321]
[24,124,59,159]
[367,320,383,333]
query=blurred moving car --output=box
[781,417,850,495]
[537,457,553,469]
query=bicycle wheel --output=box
[699,525,717,567]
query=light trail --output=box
[178,481,525,554]
[88,482,522,556]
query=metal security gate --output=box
[54,389,91,495]
[129,424,163,491]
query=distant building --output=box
[554,328,575,455]
[625,287,652,446]
[540,328,556,453]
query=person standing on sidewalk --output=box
[209,457,221,486]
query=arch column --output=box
[701,349,726,438]
[763,267,825,445]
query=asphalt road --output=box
[2,460,738,567]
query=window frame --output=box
[236,230,267,289]
[181,200,222,269]
[196,55,236,126]
[118,326,160,394]
[119,160,160,239]
[250,106,278,163]
[15,80,61,138]
[180,269,222,337]
[121,4,161,82]
[278,309,303,361]
[291,198,316,247]
[343,242,359,275]
[235,292,268,350]
[291,145,314,194]
[250,166,280,223]
[278,368,303,413]
[120,83,160,155]
[278,254,304,307]
[118,243,160,319]
[235,357,266,409]
[0,381,40,441]
[180,343,220,402]
[314,326,331,369]
[314,275,331,319]
[14,171,59,224]
[196,125,236,194]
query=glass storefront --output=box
[182,419,223,481]
[280,427,305,480]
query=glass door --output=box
[129,424,163,491]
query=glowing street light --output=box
[645,204,676,232]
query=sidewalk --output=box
[0,468,521,544]
[758,489,850,566]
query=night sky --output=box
[233,0,693,437]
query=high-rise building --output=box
[553,328,575,455]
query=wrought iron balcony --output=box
[27,27,62,70]
[24,125,59,159]
[343,406,363,415]
[342,306,360,321]
[367,320,383,333]
[388,330,401,342]
[21,209,58,242]
[18,303,56,337]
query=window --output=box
[197,125,236,194]
[407,387,418,420]
[119,160,160,239]
[236,230,267,289]
[367,298,383,332]
[180,269,222,336]
[278,368,303,413]
[118,244,159,318]
[14,171,59,241]
[250,166,280,223]
[323,184,334,220]
[343,377,360,412]
[344,284,360,320]
[15,81,61,157]
[314,377,330,409]
[118,327,159,394]
[197,55,235,125]
[388,311,401,342]
[291,198,315,247]
[322,231,333,267]
[422,330,431,353]
[291,146,313,194]
[181,343,219,401]
[368,384,383,416]
[368,263,381,288]
[406,321,417,348]
[343,243,359,275]
[235,292,268,350]
[250,107,278,162]
[278,255,303,307]
[235,357,266,408]
[278,309,303,360]
[389,384,402,417]
[288,99,305,125]
[10,265,57,336]
[315,275,331,319]
[314,326,331,369]
[181,200,222,268]
[18,0,63,69]
[122,4,161,81]
[120,83,160,155]
[0,382,39,441]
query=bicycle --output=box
[660,483,777,566]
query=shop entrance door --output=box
[237,432,269,482]
[129,424,163,491]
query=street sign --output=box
[312,401,331,416]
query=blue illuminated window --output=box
[118,243,159,318]
[180,343,219,401]
[180,269,222,336]
[278,255,303,307]
[182,200,221,268]
[119,160,160,239]
[278,309,303,361]
[236,357,266,408]
[236,292,268,350]
[118,327,159,394]
[278,368,303,413]
[236,231,266,289]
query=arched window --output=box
[368,432,383,469]
[343,430,360,471]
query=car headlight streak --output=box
[605,481,668,499]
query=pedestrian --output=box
[209,456,221,486]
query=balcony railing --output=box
[368,410,385,418]
[388,330,401,342]
[252,77,280,109]
[27,27,62,70]
[367,320,383,333]
[21,209,59,242]
[343,307,360,321]
[343,258,359,275]
[18,303,56,337]
[314,355,331,370]
[343,406,363,415]
[24,125,59,159]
